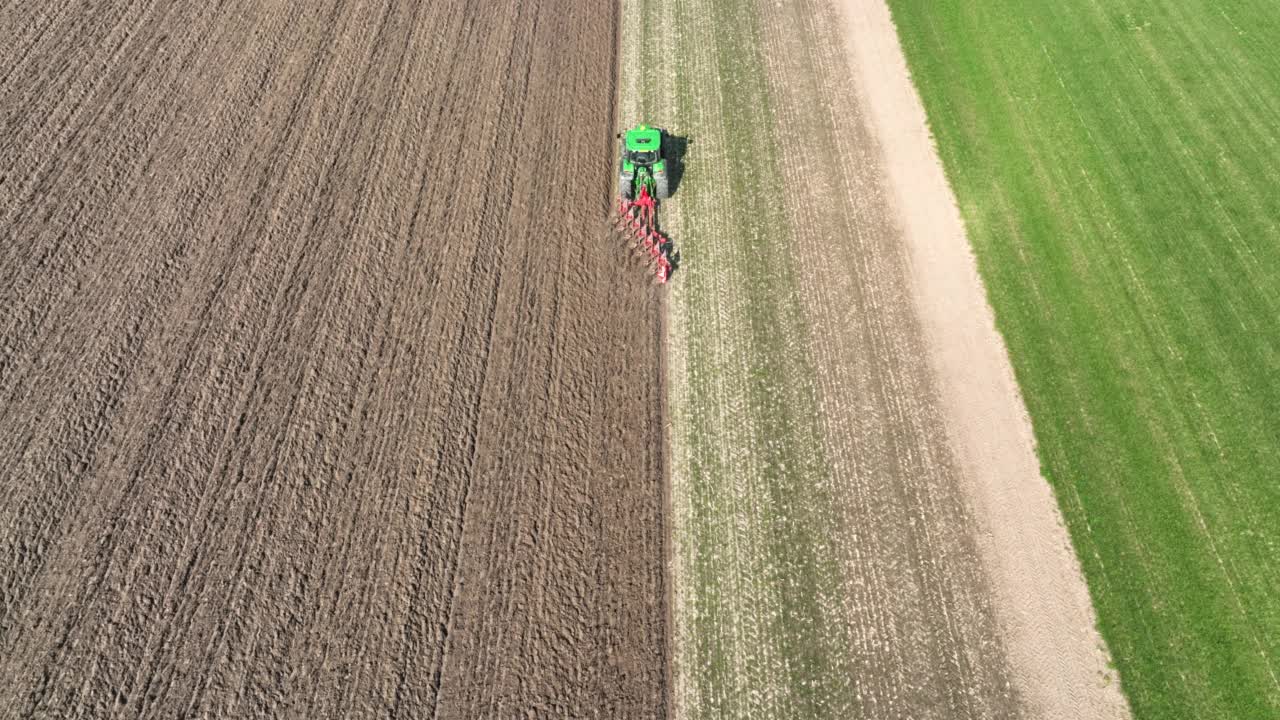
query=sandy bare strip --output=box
[831,1,1132,717]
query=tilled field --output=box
[0,1,666,718]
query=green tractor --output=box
[617,124,670,202]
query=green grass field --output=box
[886,0,1280,717]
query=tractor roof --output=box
[624,125,662,152]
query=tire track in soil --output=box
[0,1,667,718]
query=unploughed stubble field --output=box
[888,0,1280,717]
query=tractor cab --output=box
[618,124,669,200]
[628,149,658,167]
[619,126,660,169]
[623,125,663,168]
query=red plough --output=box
[613,185,674,284]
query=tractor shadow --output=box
[659,131,690,280]
[666,245,682,279]
[662,132,691,198]
[660,133,691,279]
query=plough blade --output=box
[612,185,674,284]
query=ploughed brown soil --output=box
[0,1,666,718]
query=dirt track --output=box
[0,2,666,717]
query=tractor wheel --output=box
[655,172,670,200]
[620,177,634,200]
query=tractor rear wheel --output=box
[620,176,634,200]
[655,173,670,200]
